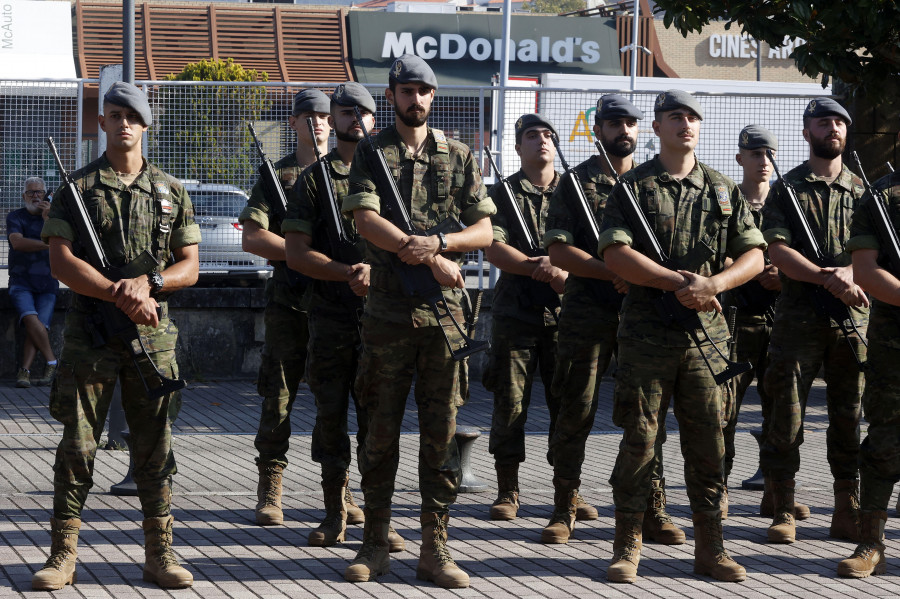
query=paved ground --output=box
[1,375,898,598]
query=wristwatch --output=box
[148,270,164,296]
[437,232,448,254]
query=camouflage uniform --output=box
[845,172,900,511]
[342,125,496,514]
[240,152,311,469]
[542,156,624,480]
[486,170,561,466]
[598,156,764,514]
[759,163,867,482]
[721,205,778,481]
[283,149,366,484]
[41,154,201,520]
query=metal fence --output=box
[0,78,828,281]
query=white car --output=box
[183,181,271,282]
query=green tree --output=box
[653,0,900,99]
[154,58,270,188]
[521,0,586,15]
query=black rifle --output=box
[853,152,900,276]
[483,146,560,320]
[46,137,186,400]
[353,107,488,360]
[595,139,752,384]
[248,123,308,288]
[731,268,778,326]
[767,149,867,369]
[306,118,365,319]
[549,134,624,308]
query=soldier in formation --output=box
[600,90,764,583]
[33,82,200,590]
[760,98,868,545]
[241,89,364,529]
[283,81,404,552]
[483,113,563,522]
[340,54,496,589]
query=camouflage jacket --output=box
[543,156,628,325]
[283,147,366,318]
[762,161,868,326]
[42,153,201,325]
[240,151,310,311]
[598,155,765,348]
[489,169,560,327]
[847,171,900,347]
[724,206,779,326]
[342,125,496,326]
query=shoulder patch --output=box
[716,185,732,216]
[154,182,170,196]
[432,128,449,154]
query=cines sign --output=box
[348,12,620,86]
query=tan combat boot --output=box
[345,476,365,525]
[692,511,746,582]
[574,489,598,521]
[760,476,811,520]
[540,477,579,544]
[142,515,193,589]
[387,525,406,552]
[643,478,686,545]
[607,511,643,583]
[489,463,520,520]
[31,518,80,590]
[255,462,284,525]
[767,479,796,543]
[830,479,861,542]
[344,507,391,582]
[308,481,347,546]
[416,512,469,589]
[838,510,888,578]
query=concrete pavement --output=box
[0,376,897,598]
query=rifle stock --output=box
[354,107,488,360]
[46,137,186,400]
[767,149,867,369]
[483,147,560,319]
[595,139,751,384]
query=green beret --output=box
[738,125,778,151]
[389,54,438,90]
[596,94,644,122]
[331,82,377,115]
[804,97,852,126]
[103,81,152,127]
[515,113,557,144]
[293,89,331,116]
[654,89,703,120]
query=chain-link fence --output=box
[0,78,829,281]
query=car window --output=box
[188,191,248,218]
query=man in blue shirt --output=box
[7,177,59,387]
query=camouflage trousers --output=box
[760,319,864,481]
[723,321,772,481]
[486,316,559,466]
[858,340,900,512]
[609,338,726,514]
[254,301,309,468]
[547,312,620,480]
[307,308,365,484]
[355,314,460,514]
[50,312,182,520]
